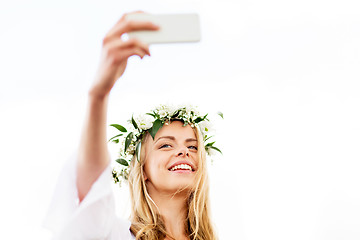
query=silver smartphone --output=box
[125,13,201,44]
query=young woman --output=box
[45,12,218,240]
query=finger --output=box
[118,11,145,23]
[117,11,145,24]
[112,47,148,63]
[106,19,159,41]
[107,38,150,56]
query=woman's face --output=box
[143,121,199,195]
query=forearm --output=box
[76,89,110,201]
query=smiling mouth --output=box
[169,164,194,172]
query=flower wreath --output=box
[109,104,223,184]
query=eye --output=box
[188,145,198,150]
[159,144,172,149]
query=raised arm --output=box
[76,13,159,202]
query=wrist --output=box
[88,87,109,103]
[88,84,110,100]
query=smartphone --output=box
[125,13,201,44]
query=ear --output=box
[143,168,148,181]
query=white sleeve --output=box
[43,153,134,240]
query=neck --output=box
[148,189,189,240]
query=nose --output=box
[177,147,189,157]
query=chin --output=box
[165,177,196,193]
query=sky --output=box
[1,0,360,239]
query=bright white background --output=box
[1,0,360,239]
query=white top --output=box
[43,155,135,240]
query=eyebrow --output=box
[155,136,197,143]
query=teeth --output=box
[170,164,193,171]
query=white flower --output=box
[158,109,167,118]
[182,104,199,116]
[198,120,213,136]
[134,114,154,130]
[132,129,140,137]
[132,134,137,141]
[167,104,178,116]
[126,143,136,155]
[207,148,216,156]
[156,104,177,117]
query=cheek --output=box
[144,154,165,180]
[191,151,199,161]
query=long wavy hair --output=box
[127,124,217,240]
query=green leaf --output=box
[125,132,134,153]
[205,141,216,147]
[131,115,138,130]
[135,141,141,162]
[110,124,127,132]
[108,133,123,142]
[172,109,180,118]
[112,139,119,143]
[204,135,213,142]
[146,112,156,118]
[217,111,224,119]
[193,117,202,124]
[194,114,208,123]
[209,145,222,154]
[116,158,129,166]
[149,119,163,139]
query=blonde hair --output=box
[127,124,217,240]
